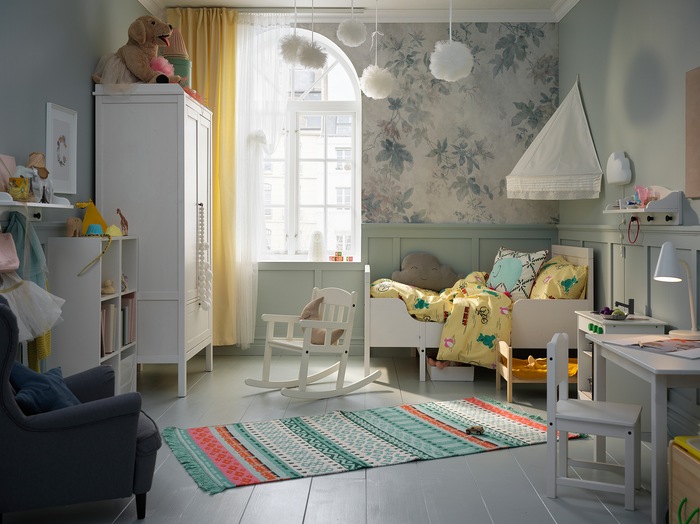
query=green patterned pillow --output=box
[487,247,548,300]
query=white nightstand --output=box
[575,310,666,400]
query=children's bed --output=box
[364,244,594,382]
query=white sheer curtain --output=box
[235,13,291,347]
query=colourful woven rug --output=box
[163,396,567,494]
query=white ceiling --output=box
[139,0,579,23]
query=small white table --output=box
[585,333,700,524]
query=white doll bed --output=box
[363,245,594,382]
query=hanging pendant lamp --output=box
[297,0,328,69]
[359,0,395,99]
[280,0,305,64]
[337,0,367,47]
[430,0,473,82]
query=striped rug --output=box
[163,396,567,494]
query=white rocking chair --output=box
[245,287,382,399]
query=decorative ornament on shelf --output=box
[359,0,395,100]
[429,0,473,82]
[297,0,327,69]
[337,0,367,47]
[159,27,192,88]
[117,208,129,236]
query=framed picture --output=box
[46,103,77,194]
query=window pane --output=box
[298,207,324,255]
[327,166,352,203]
[299,125,324,159]
[299,161,325,205]
[327,60,355,101]
[264,207,288,255]
[327,207,352,254]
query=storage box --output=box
[669,440,700,522]
[428,364,475,382]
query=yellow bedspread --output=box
[370,272,512,369]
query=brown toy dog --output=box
[93,15,181,84]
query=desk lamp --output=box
[653,241,700,339]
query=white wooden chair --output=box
[546,332,641,510]
[245,287,382,399]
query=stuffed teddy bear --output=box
[92,15,181,84]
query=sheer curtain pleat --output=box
[235,13,292,347]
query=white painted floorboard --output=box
[4,354,654,523]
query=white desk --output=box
[585,333,700,524]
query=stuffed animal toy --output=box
[391,252,461,292]
[92,15,181,85]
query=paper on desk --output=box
[610,335,700,359]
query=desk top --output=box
[575,310,666,326]
[586,333,700,375]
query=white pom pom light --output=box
[430,40,473,82]
[298,40,328,69]
[430,0,473,82]
[337,1,367,47]
[280,34,305,65]
[296,0,327,69]
[337,19,367,47]
[360,64,396,99]
[360,0,395,100]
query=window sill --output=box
[259,260,363,271]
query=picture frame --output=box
[46,103,77,194]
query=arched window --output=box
[261,29,361,261]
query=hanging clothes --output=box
[5,211,62,369]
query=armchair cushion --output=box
[10,362,80,415]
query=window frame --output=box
[260,30,362,262]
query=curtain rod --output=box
[236,8,365,14]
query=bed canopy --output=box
[506,80,602,200]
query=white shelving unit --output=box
[47,236,139,394]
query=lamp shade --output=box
[654,242,683,282]
[653,241,700,339]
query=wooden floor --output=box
[6,354,654,523]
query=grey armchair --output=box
[0,300,161,521]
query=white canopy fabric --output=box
[506,81,602,200]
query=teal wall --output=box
[559,0,700,226]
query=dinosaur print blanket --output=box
[370,272,512,368]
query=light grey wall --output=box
[559,0,700,436]
[0,0,148,204]
[559,0,700,226]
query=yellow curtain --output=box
[166,8,238,345]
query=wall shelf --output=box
[603,187,683,225]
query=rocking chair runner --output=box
[245,287,382,399]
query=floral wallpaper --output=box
[317,21,559,224]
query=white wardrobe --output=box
[94,84,213,397]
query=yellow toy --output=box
[75,200,108,236]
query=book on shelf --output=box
[100,307,106,356]
[122,305,129,346]
[101,303,116,354]
[121,295,137,344]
